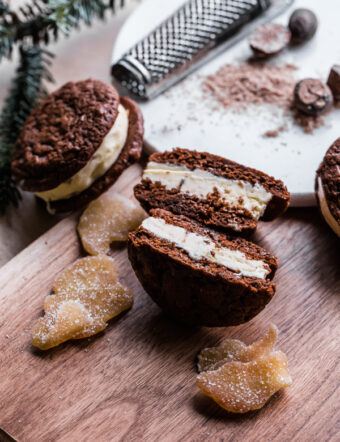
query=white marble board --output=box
[112,0,340,206]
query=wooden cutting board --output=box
[0,162,339,442]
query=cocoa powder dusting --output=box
[203,63,326,134]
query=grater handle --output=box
[112,0,271,100]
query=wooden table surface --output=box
[0,163,339,442]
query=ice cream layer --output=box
[143,162,272,219]
[36,104,129,202]
[142,216,270,279]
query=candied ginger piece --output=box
[197,324,278,372]
[197,351,292,414]
[32,255,133,350]
[78,192,146,255]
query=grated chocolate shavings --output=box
[202,62,326,134]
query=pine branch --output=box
[0,45,53,213]
[0,1,19,60]
[0,0,124,61]
[0,0,126,213]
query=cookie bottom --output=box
[128,209,277,327]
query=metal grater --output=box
[111,0,293,100]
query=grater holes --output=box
[114,0,269,99]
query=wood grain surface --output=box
[0,163,339,442]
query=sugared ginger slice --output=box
[32,255,133,350]
[197,324,278,372]
[197,350,292,413]
[78,192,146,255]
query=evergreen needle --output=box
[0,0,125,213]
[0,44,53,213]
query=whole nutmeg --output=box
[288,8,318,44]
[294,79,333,116]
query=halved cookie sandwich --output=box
[134,148,290,235]
[128,209,278,327]
[11,79,143,213]
[315,138,340,237]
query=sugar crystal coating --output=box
[197,351,292,413]
[196,325,291,413]
[78,192,146,256]
[32,255,133,350]
[197,324,277,372]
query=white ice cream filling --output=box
[142,216,270,279]
[143,162,272,220]
[317,176,340,237]
[36,104,129,202]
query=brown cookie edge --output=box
[47,96,144,213]
[315,137,340,227]
[12,79,121,191]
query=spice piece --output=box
[249,24,291,58]
[78,192,146,256]
[294,78,333,116]
[196,325,292,413]
[327,65,340,102]
[197,351,292,413]
[197,324,278,373]
[288,8,318,44]
[32,255,133,350]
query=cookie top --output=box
[316,138,340,225]
[11,79,120,191]
[134,148,290,236]
[48,96,144,214]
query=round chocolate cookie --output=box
[49,96,144,213]
[11,79,144,213]
[12,79,120,191]
[315,138,340,237]
[128,209,278,327]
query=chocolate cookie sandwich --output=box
[134,148,290,236]
[315,138,340,237]
[128,209,278,327]
[11,79,143,213]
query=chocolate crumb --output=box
[292,107,325,134]
[264,129,279,137]
[263,123,287,138]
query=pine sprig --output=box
[0,0,123,61]
[0,45,53,213]
[0,0,126,213]
[0,1,18,60]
